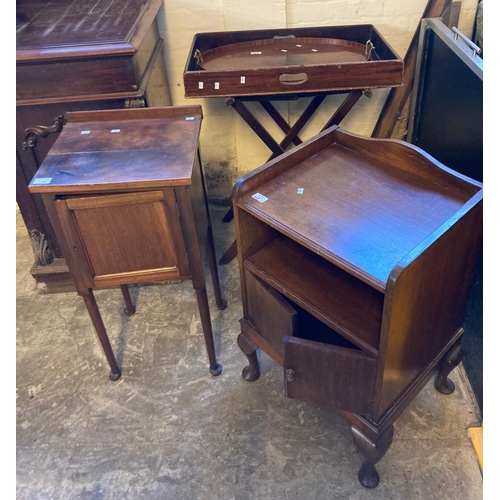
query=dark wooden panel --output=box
[245,270,298,353]
[184,61,403,98]
[16,58,137,103]
[375,194,482,417]
[283,336,377,414]
[240,319,284,366]
[60,190,188,287]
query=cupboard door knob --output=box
[286,369,295,382]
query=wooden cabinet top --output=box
[235,126,483,291]
[29,106,203,194]
[16,0,163,62]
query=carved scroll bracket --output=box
[23,114,67,150]
[29,229,54,266]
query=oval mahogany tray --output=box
[196,37,372,72]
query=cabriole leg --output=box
[351,424,394,489]
[434,338,463,395]
[237,333,260,381]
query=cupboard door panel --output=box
[283,336,376,414]
[56,190,189,287]
[245,270,298,354]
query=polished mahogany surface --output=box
[16,0,156,58]
[184,24,403,98]
[30,107,203,193]
[198,37,369,71]
[238,141,478,289]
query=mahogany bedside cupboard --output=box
[29,106,226,381]
[232,125,483,488]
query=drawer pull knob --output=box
[286,369,295,382]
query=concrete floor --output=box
[16,205,483,499]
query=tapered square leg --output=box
[81,290,121,381]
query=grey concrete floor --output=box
[16,205,483,499]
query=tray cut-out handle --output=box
[279,72,308,85]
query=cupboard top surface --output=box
[29,107,202,194]
[238,143,477,288]
[16,0,160,60]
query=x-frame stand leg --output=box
[219,89,367,265]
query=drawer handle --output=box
[273,34,296,39]
[286,369,295,382]
[279,73,308,85]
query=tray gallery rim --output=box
[196,36,373,72]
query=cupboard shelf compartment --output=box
[244,234,383,355]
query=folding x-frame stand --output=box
[219,88,370,264]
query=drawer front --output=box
[17,57,137,103]
[245,270,297,354]
[283,336,376,414]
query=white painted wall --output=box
[157,0,479,199]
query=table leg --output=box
[260,100,302,147]
[120,284,136,316]
[321,89,365,131]
[227,98,285,157]
[221,206,234,223]
[206,226,227,310]
[195,287,223,376]
[81,290,121,381]
[267,95,326,161]
[219,240,238,266]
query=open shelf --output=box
[244,234,383,354]
[284,295,361,351]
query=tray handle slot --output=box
[279,72,308,85]
[273,34,296,39]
